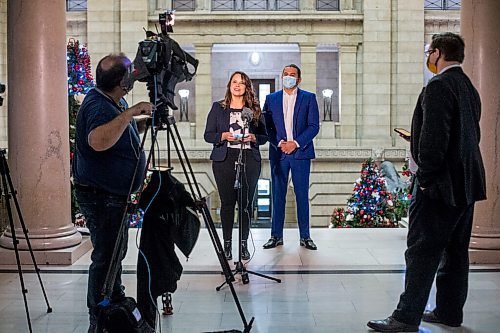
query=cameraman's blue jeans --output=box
[75,187,129,327]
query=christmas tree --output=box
[67,39,94,223]
[331,158,397,228]
[67,39,94,96]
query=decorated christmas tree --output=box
[331,158,398,228]
[67,39,94,223]
[67,39,94,96]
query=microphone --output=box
[241,107,253,124]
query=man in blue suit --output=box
[262,64,320,250]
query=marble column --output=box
[194,43,212,141]
[299,43,317,95]
[461,0,500,263]
[360,0,392,146]
[0,0,81,250]
[337,44,359,145]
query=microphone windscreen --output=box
[241,107,253,122]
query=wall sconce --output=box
[322,89,333,121]
[250,52,261,66]
[178,89,190,122]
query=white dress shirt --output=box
[283,88,297,141]
[279,88,300,147]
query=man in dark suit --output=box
[368,32,487,332]
[262,64,320,250]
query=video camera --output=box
[0,82,5,106]
[121,11,199,125]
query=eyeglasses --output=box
[425,49,436,56]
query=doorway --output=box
[251,79,276,109]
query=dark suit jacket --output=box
[411,67,486,206]
[263,89,320,161]
[204,101,268,162]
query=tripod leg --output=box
[0,160,33,332]
[1,155,53,313]
[163,119,254,332]
[246,270,281,283]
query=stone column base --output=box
[0,228,82,251]
[0,236,92,265]
[470,249,500,264]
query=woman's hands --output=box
[242,134,256,143]
[221,132,237,142]
[221,132,256,143]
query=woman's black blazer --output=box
[204,101,268,162]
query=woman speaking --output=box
[204,71,268,260]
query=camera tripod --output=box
[160,113,256,332]
[0,148,52,333]
[97,97,255,332]
[216,124,281,290]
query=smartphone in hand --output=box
[394,128,411,141]
[233,133,249,140]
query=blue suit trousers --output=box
[270,154,311,239]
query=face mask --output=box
[283,76,297,89]
[426,53,440,75]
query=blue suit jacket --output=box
[204,101,268,162]
[263,89,320,161]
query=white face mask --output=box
[283,76,297,89]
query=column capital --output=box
[299,43,317,51]
[194,43,213,52]
[339,43,359,53]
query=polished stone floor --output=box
[0,228,499,333]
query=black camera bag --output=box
[99,296,155,333]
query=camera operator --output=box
[72,53,153,333]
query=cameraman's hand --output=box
[128,102,154,117]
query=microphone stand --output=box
[217,117,281,289]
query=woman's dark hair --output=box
[221,71,262,124]
[430,32,465,63]
[95,53,129,92]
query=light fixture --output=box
[250,52,260,66]
[178,89,190,122]
[322,89,333,98]
[179,89,190,98]
[322,89,334,121]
